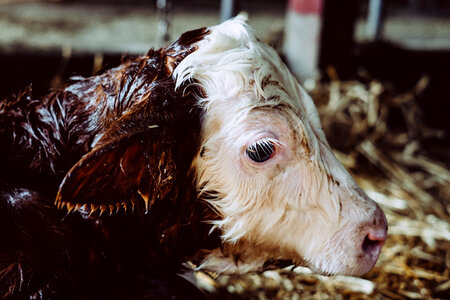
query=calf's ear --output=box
[55,97,200,215]
[56,129,171,215]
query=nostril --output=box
[361,205,388,255]
[362,232,386,254]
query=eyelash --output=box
[246,138,277,163]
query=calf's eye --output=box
[246,139,275,163]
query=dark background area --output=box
[0,0,448,136]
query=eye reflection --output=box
[246,139,275,163]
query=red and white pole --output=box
[283,0,324,82]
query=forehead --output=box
[172,18,326,147]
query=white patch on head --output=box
[174,16,386,276]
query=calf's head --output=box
[56,16,387,277]
[173,17,387,276]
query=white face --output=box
[174,16,387,276]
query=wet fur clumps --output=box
[0,27,219,299]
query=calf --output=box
[0,16,387,298]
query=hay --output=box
[195,74,450,299]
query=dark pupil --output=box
[246,141,275,162]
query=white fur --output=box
[173,16,386,276]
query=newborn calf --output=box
[0,16,387,298]
[172,16,387,276]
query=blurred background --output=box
[0,0,449,299]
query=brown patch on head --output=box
[326,174,341,187]
[261,75,281,90]
[249,103,291,115]
[265,162,285,184]
[267,95,281,102]
[200,146,207,157]
[294,126,311,158]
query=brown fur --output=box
[0,27,219,299]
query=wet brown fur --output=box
[0,28,219,299]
